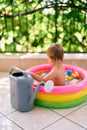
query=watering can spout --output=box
[28,82,44,110]
[28,80,54,111]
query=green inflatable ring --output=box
[34,95,87,109]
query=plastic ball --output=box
[71,73,76,78]
[73,71,80,78]
[67,76,74,81]
[66,70,73,76]
[69,79,79,85]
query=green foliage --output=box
[0,0,87,52]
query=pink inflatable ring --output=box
[27,64,87,108]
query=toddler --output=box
[29,43,65,86]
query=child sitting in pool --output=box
[29,43,65,86]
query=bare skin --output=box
[29,57,65,86]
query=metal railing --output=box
[0,0,87,53]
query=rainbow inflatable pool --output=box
[27,64,87,108]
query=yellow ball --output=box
[67,76,73,80]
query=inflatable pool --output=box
[27,64,87,108]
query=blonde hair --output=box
[46,43,64,61]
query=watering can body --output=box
[9,67,54,112]
[9,67,34,112]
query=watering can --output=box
[9,67,54,112]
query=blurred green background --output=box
[0,0,87,53]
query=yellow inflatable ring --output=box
[35,95,87,109]
[36,88,87,102]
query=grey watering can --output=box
[9,67,54,112]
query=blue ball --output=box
[66,70,73,76]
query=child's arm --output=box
[29,72,44,82]
[29,70,54,82]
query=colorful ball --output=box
[73,71,80,78]
[67,76,74,81]
[66,70,73,76]
[70,79,79,85]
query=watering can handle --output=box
[9,66,28,77]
